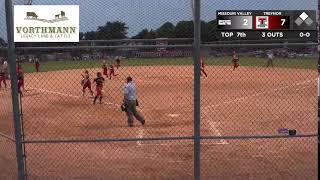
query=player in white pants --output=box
[266,50,274,68]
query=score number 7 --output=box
[281,18,286,26]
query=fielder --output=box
[81,70,93,97]
[200,57,208,77]
[115,56,121,69]
[102,60,108,78]
[266,50,274,68]
[35,58,40,72]
[3,60,9,79]
[17,64,24,95]
[93,72,105,104]
[108,65,118,80]
[0,69,6,89]
[232,51,240,71]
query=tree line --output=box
[81,20,217,42]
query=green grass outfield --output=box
[20,57,316,73]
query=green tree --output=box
[175,21,194,38]
[132,29,157,39]
[156,22,175,38]
[204,20,217,42]
[79,32,84,40]
[84,31,98,40]
[147,29,157,39]
[132,29,150,39]
[96,21,128,39]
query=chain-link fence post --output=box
[5,0,26,179]
[317,0,320,176]
[193,0,201,180]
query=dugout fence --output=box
[0,0,318,180]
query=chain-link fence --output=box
[1,0,318,179]
[1,0,18,179]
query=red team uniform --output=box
[0,70,7,89]
[102,63,108,78]
[232,52,240,71]
[17,66,24,95]
[35,59,40,72]
[200,57,208,77]
[108,65,118,79]
[93,72,105,104]
[82,71,93,96]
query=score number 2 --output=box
[243,19,248,26]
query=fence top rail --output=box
[22,133,317,144]
[13,42,317,50]
[201,134,317,140]
[23,136,194,144]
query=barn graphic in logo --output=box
[25,11,68,23]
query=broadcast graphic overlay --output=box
[217,10,316,41]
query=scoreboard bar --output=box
[216,10,316,41]
[218,31,316,41]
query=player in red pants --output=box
[0,70,7,89]
[93,72,105,104]
[108,65,118,79]
[17,65,24,95]
[200,57,208,77]
[232,51,240,71]
[102,61,108,78]
[35,58,40,72]
[81,70,93,97]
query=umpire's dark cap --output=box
[126,76,133,82]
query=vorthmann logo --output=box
[16,27,76,34]
[14,5,79,42]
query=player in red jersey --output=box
[16,63,21,73]
[0,69,7,89]
[81,70,93,97]
[232,51,240,71]
[108,64,118,79]
[93,72,105,104]
[17,64,24,95]
[102,61,108,78]
[200,57,208,77]
[115,56,121,69]
[35,58,40,72]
